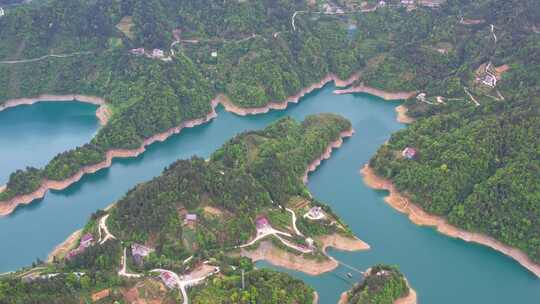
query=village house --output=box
[211,51,218,58]
[66,233,94,260]
[255,216,270,231]
[306,206,325,220]
[0,7,5,17]
[152,48,165,58]
[131,243,154,265]
[305,237,314,248]
[129,48,145,56]
[401,0,415,5]
[402,147,417,159]
[184,213,197,225]
[80,233,94,248]
[481,73,497,88]
[160,272,177,288]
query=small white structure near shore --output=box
[152,49,165,58]
[304,206,325,220]
[129,48,145,56]
[0,7,5,17]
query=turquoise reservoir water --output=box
[0,85,539,303]
[0,102,99,184]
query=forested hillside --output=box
[107,114,354,270]
[0,114,349,303]
[0,0,364,201]
[3,0,539,202]
[1,0,540,278]
[369,0,540,265]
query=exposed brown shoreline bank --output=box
[361,164,540,278]
[218,73,360,116]
[0,99,219,216]
[333,84,416,101]
[395,105,414,124]
[0,94,111,126]
[333,85,416,124]
[318,233,370,252]
[303,128,355,184]
[0,73,360,216]
[241,231,368,276]
[242,241,338,276]
[47,229,82,263]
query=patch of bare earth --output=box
[116,16,134,39]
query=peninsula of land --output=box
[0,73,360,216]
[0,114,371,303]
[361,165,540,278]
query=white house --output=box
[129,48,145,56]
[152,49,165,58]
[0,7,5,17]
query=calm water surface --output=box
[0,85,538,303]
[0,102,99,184]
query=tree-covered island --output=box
[338,265,416,304]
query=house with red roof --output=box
[402,147,417,159]
[255,216,269,230]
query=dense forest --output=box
[3,0,538,203]
[367,0,540,264]
[0,115,350,303]
[1,0,540,283]
[0,0,363,201]
[190,268,315,304]
[107,114,353,271]
[342,265,410,304]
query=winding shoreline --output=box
[318,233,370,252]
[241,232,368,276]
[242,241,339,276]
[0,99,219,216]
[47,229,82,263]
[0,73,360,216]
[218,73,360,116]
[361,164,540,278]
[303,128,354,184]
[333,85,416,124]
[0,94,111,126]
[395,105,414,124]
[333,84,416,101]
[241,127,369,276]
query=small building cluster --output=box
[131,243,154,265]
[322,2,344,14]
[255,216,270,231]
[476,62,498,88]
[129,48,170,61]
[305,206,325,220]
[402,147,417,160]
[66,233,94,260]
[160,271,177,289]
[184,213,198,225]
